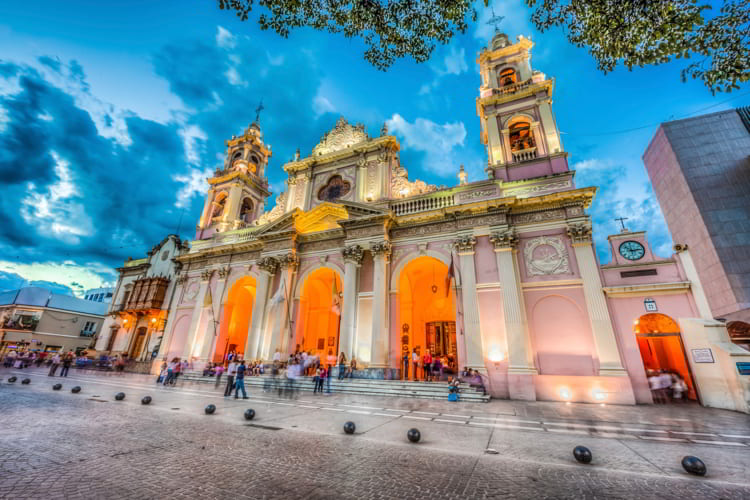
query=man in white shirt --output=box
[273,349,281,363]
[224,361,237,397]
[48,353,61,377]
[411,349,419,381]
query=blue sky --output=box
[0,1,748,295]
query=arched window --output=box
[498,67,517,87]
[231,150,243,163]
[212,192,227,218]
[240,197,254,222]
[317,175,351,202]
[509,121,535,152]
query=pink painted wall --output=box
[600,260,685,287]
[535,374,636,405]
[475,236,498,284]
[359,253,373,293]
[477,288,509,398]
[524,288,596,375]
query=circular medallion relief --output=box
[185,281,200,300]
[531,244,564,274]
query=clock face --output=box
[619,240,645,261]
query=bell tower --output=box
[476,32,567,182]
[196,122,272,239]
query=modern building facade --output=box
[643,107,750,349]
[0,287,108,354]
[94,235,187,361]
[83,287,114,304]
[148,33,748,411]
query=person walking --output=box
[423,350,433,382]
[411,348,420,381]
[48,352,61,377]
[234,360,248,399]
[337,352,347,380]
[224,360,237,397]
[325,350,336,394]
[402,351,409,380]
[316,366,326,394]
[214,363,225,388]
[59,351,73,377]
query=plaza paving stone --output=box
[1,368,749,499]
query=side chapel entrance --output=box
[295,267,343,360]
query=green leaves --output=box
[217,0,749,92]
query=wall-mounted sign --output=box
[691,348,714,363]
[736,362,750,375]
[644,298,657,312]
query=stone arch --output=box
[293,267,343,357]
[530,293,595,375]
[164,313,191,361]
[497,66,518,86]
[390,250,461,293]
[214,275,257,362]
[501,112,535,129]
[294,260,345,300]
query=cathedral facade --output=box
[107,33,747,409]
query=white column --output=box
[180,270,212,361]
[369,241,391,369]
[340,245,364,360]
[245,257,277,359]
[198,188,215,229]
[491,231,536,373]
[275,253,299,356]
[157,276,186,359]
[198,268,230,361]
[455,236,486,372]
[568,223,626,376]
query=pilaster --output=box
[369,240,391,368]
[181,269,212,361]
[198,266,230,361]
[453,235,486,372]
[340,245,364,360]
[157,273,188,360]
[567,222,627,376]
[246,257,277,359]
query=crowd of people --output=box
[402,348,457,382]
[647,369,690,403]
[2,349,79,377]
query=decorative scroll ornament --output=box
[312,117,370,156]
[278,252,300,270]
[217,266,231,279]
[523,236,570,276]
[566,222,593,245]
[200,269,214,281]
[489,230,518,250]
[453,235,477,253]
[370,240,392,257]
[257,256,279,274]
[390,161,437,198]
[342,245,365,264]
[256,190,288,226]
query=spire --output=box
[458,164,468,185]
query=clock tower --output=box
[606,230,658,266]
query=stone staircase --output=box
[180,372,490,403]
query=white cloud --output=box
[266,52,285,66]
[225,65,246,86]
[439,46,468,76]
[0,105,7,133]
[173,166,214,208]
[179,125,207,165]
[20,152,93,244]
[386,114,467,176]
[313,91,336,117]
[0,260,116,295]
[216,26,237,49]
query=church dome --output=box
[491,32,511,50]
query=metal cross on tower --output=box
[486,6,505,33]
[615,217,629,232]
[255,99,264,123]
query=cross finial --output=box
[255,99,264,123]
[487,6,505,33]
[615,217,629,232]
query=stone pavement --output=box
[1,368,749,499]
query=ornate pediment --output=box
[294,202,349,234]
[312,117,370,156]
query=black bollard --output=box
[71,386,81,394]
[7,376,17,383]
[21,378,31,385]
[141,396,152,405]
[244,409,255,420]
[681,456,707,476]
[573,446,592,464]
[52,383,62,391]
[407,428,421,443]
[114,392,126,401]
[343,421,356,434]
[205,404,216,415]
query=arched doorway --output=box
[129,327,148,359]
[634,313,697,402]
[295,268,342,360]
[214,276,256,362]
[398,256,458,381]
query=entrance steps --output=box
[180,372,490,403]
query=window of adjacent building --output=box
[106,293,112,298]
[509,121,535,152]
[317,175,351,202]
[498,67,517,87]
